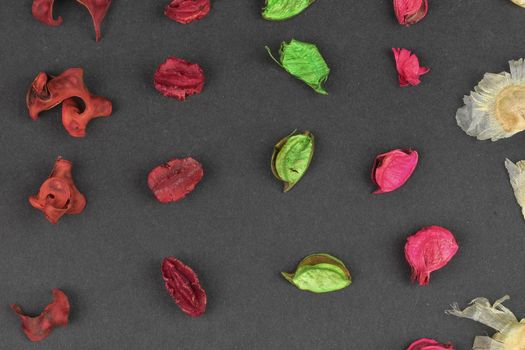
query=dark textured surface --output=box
[1,1,525,349]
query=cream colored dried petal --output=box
[511,0,525,8]
[473,336,503,350]
[505,159,525,219]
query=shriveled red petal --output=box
[26,68,112,137]
[148,157,204,203]
[154,57,205,101]
[165,0,211,24]
[32,0,63,26]
[29,157,86,224]
[11,289,70,342]
[372,149,418,194]
[392,48,429,87]
[407,338,454,350]
[76,0,112,42]
[405,226,459,286]
[393,0,428,26]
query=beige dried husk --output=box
[511,0,525,8]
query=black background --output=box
[1,1,525,349]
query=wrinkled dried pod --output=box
[32,0,63,26]
[505,159,525,220]
[165,0,211,24]
[26,68,112,137]
[393,0,428,26]
[162,257,207,317]
[148,157,204,203]
[282,253,351,293]
[446,296,525,350]
[371,148,418,194]
[154,57,205,101]
[271,131,314,192]
[456,59,525,141]
[266,39,330,94]
[392,48,429,87]
[262,0,316,21]
[405,226,458,286]
[407,338,454,350]
[29,157,86,224]
[511,0,525,7]
[11,289,70,342]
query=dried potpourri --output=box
[154,57,205,101]
[511,0,525,7]
[446,296,525,350]
[31,0,112,41]
[162,257,207,317]
[456,59,525,141]
[404,226,458,286]
[148,157,204,203]
[392,48,429,87]
[282,253,351,293]
[27,68,112,137]
[165,0,211,24]
[11,289,70,342]
[266,39,330,94]
[371,149,418,194]
[271,131,314,192]
[407,338,454,350]
[262,0,316,21]
[393,0,428,26]
[505,158,525,220]
[29,157,86,224]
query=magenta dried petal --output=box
[371,149,418,194]
[405,226,459,286]
[165,0,211,24]
[154,57,205,101]
[407,338,454,350]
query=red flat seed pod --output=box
[29,157,86,224]
[32,0,63,26]
[165,0,211,24]
[407,338,454,350]
[371,149,418,194]
[405,226,459,286]
[393,0,428,26]
[76,0,112,42]
[26,68,112,137]
[392,48,429,87]
[161,257,207,317]
[154,57,205,101]
[148,157,204,203]
[11,289,70,342]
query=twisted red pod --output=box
[148,157,204,203]
[11,289,70,342]
[154,57,205,101]
[405,226,459,286]
[393,0,428,26]
[26,68,112,137]
[371,149,418,194]
[161,257,207,317]
[407,338,454,350]
[165,0,211,24]
[29,157,86,224]
[32,0,63,26]
[392,48,429,87]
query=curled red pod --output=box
[165,0,211,24]
[154,57,205,101]
[371,149,418,194]
[392,48,429,87]
[407,338,454,350]
[32,0,63,26]
[76,0,112,42]
[405,226,459,286]
[161,257,207,317]
[29,157,86,224]
[26,68,112,137]
[11,289,70,342]
[393,0,428,26]
[148,157,204,203]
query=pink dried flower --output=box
[392,48,429,87]
[407,338,454,350]
[405,226,459,286]
[371,149,418,194]
[393,0,428,26]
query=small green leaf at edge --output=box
[261,0,317,21]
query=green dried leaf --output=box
[266,39,330,94]
[282,253,352,293]
[271,131,314,192]
[262,0,316,21]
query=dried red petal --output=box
[393,0,428,26]
[405,226,459,286]
[392,48,429,87]
[148,157,204,203]
[165,0,211,24]
[154,57,205,101]
[29,157,86,224]
[26,68,112,137]
[161,257,207,317]
[371,149,418,194]
[76,0,112,42]
[407,338,454,350]
[11,289,70,342]
[32,0,63,26]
